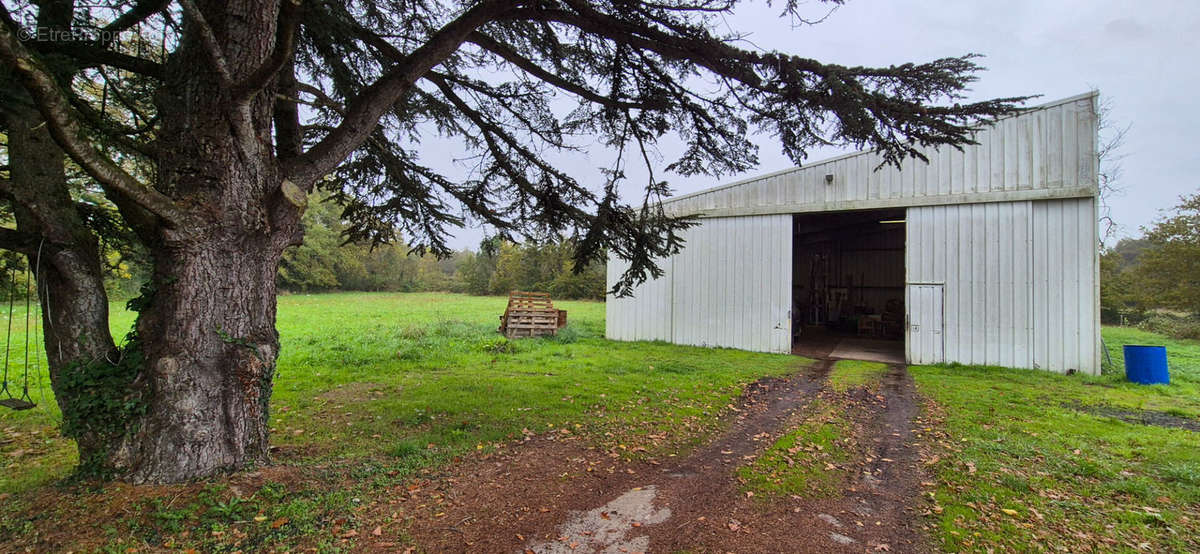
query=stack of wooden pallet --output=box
[498,291,567,338]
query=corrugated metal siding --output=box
[607,93,1099,367]
[906,201,1034,368]
[664,93,1098,218]
[906,197,1098,374]
[605,214,793,353]
[605,256,673,342]
[671,215,792,352]
[1032,198,1100,374]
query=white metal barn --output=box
[607,92,1101,375]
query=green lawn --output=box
[912,327,1200,553]
[0,292,803,551]
[273,292,806,456]
[738,359,889,500]
[1,294,1197,553]
[738,395,855,499]
[1098,326,1200,417]
[828,359,891,393]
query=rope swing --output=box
[0,266,37,411]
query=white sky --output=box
[441,0,1200,250]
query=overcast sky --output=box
[443,0,1200,250]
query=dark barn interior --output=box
[791,209,906,363]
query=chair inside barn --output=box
[498,291,567,338]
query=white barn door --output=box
[907,284,944,364]
[670,215,793,353]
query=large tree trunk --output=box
[106,134,300,483]
[106,129,299,483]
[101,0,302,482]
[113,240,285,482]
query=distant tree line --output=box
[275,195,606,299]
[1102,190,1200,339]
[9,192,607,303]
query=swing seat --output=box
[0,397,35,410]
[1,264,43,412]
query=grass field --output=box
[0,292,804,551]
[0,293,1198,552]
[912,328,1200,552]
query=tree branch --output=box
[468,32,660,110]
[294,82,347,114]
[283,0,520,189]
[37,41,164,78]
[1,0,162,78]
[0,21,183,226]
[94,69,158,132]
[273,62,303,160]
[233,0,302,101]
[507,5,762,87]
[178,0,234,88]
[0,226,44,256]
[426,74,595,222]
[67,91,159,160]
[102,0,172,39]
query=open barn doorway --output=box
[791,209,906,363]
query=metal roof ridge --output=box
[662,90,1099,206]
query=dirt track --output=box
[374,361,928,553]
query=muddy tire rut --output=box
[833,364,927,553]
[373,361,928,553]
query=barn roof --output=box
[663,91,1099,218]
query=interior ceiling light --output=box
[878,219,906,224]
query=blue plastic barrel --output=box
[1123,345,1169,385]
